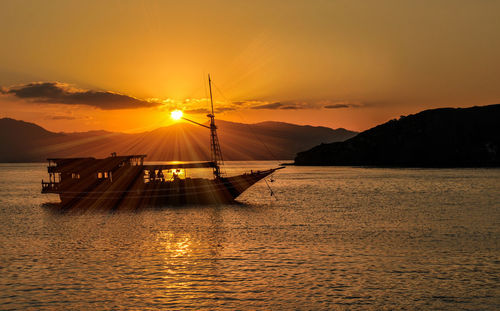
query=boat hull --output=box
[53,169,278,209]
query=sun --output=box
[170,110,183,120]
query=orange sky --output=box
[1,0,499,133]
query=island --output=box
[294,104,500,167]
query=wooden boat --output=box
[41,76,282,207]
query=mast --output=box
[208,74,224,178]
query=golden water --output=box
[0,163,499,309]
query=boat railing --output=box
[47,166,60,173]
[41,181,59,192]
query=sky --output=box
[0,0,499,133]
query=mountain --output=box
[0,118,357,162]
[294,104,500,167]
[0,118,65,162]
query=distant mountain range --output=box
[0,118,357,162]
[294,104,500,167]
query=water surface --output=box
[1,163,499,310]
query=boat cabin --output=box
[41,153,218,194]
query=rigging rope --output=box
[211,80,281,199]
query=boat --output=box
[41,75,283,207]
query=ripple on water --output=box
[0,163,499,309]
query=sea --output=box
[0,162,499,310]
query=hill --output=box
[0,118,357,162]
[0,118,65,162]
[294,104,500,167]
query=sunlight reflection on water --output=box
[0,163,499,309]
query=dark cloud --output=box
[238,99,375,110]
[252,102,285,109]
[251,101,316,110]
[321,100,374,109]
[46,115,77,120]
[323,104,350,109]
[215,106,237,113]
[184,106,237,114]
[280,105,299,110]
[2,82,159,110]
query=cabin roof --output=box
[47,155,146,161]
[47,155,147,173]
[47,154,215,173]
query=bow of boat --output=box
[222,166,284,199]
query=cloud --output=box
[250,101,310,110]
[182,106,237,115]
[184,108,210,114]
[250,100,319,110]
[252,102,285,109]
[321,100,369,109]
[46,115,77,120]
[2,82,160,110]
[243,99,378,110]
[184,108,208,114]
[215,106,237,113]
[279,105,299,110]
[1,82,381,114]
[323,103,350,109]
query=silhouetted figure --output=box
[172,169,182,181]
